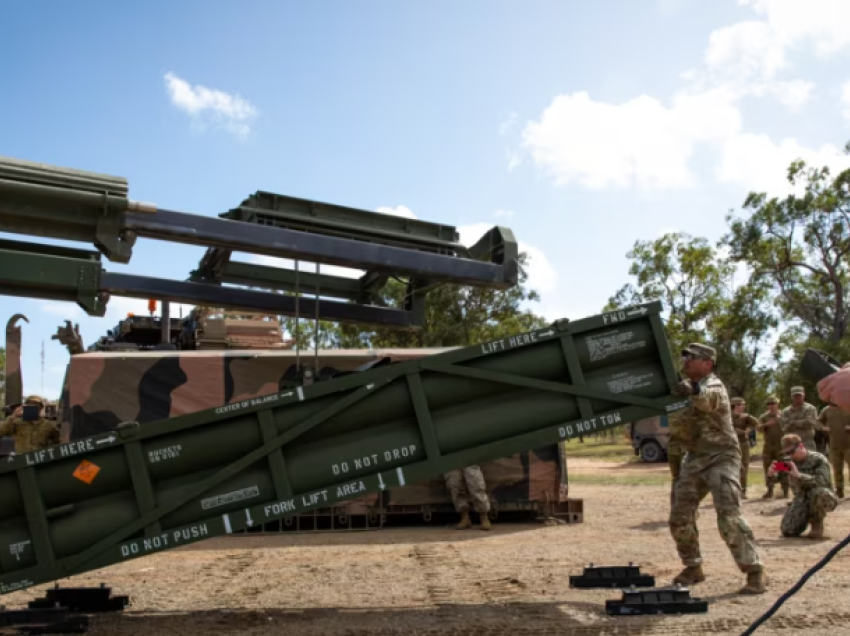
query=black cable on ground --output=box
[739,530,850,635]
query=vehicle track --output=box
[412,544,533,606]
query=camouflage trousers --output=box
[830,447,850,493]
[444,466,490,514]
[668,450,684,481]
[668,450,684,506]
[669,454,763,573]
[780,487,838,537]
[739,440,750,493]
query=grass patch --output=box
[568,472,671,487]
[562,438,639,462]
[568,465,772,488]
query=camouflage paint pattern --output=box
[4,314,28,408]
[68,348,565,513]
[818,405,850,493]
[780,450,838,536]
[669,455,762,573]
[733,412,759,493]
[780,403,820,451]
[444,466,491,513]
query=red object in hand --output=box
[773,461,792,472]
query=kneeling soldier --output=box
[769,434,838,539]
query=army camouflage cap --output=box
[681,343,716,362]
[730,397,745,405]
[765,395,779,404]
[790,386,805,396]
[23,395,44,407]
[780,433,803,453]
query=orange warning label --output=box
[73,460,100,485]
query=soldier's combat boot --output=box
[673,565,705,586]
[762,484,774,499]
[739,570,767,595]
[837,487,844,499]
[781,486,789,498]
[479,513,491,531]
[456,510,472,530]
[808,519,824,539]
[742,490,748,500]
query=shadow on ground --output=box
[75,599,758,636]
[176,522,563,552]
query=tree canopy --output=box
[608,141,850,408]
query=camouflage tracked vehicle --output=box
[34,310,580,531]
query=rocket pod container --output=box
[0,300,685,593]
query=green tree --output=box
[606,232,734,353]
[606,232,776,404]
[722,152,850,400]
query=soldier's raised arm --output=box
[796,455,832,491]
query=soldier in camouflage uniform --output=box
[0,396,60,454]
[779,387,820,452]
[731,398,759,499]
[769,434,837,539]
[758,396,788,499]
[669,343,766,594]
[444,466,492,530]
[817,404,850,498]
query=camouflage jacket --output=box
[732,413,759,443]
[818,405,850,451]
[0,417,60,454]
[790,451,835,494]
[676,373,739,458]
[780,403,820,442]
[758,411,783,448]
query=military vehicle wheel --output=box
[640,440,664,463]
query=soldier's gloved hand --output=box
[671,380,694,397]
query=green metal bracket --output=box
[0,239,108,316]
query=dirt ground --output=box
[5,458,850,635]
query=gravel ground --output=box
[3,459,850,635]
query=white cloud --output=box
[164,72,257,139]
[768,80,815,111]
[522,89,741,191]
[375,205,416,219]
[715,134,850,196]
[741,0,850,57]
[457,223,558,295]
[494,209,514,220]
[701,20,788,90]
[521,0,850,194]
[842,81,850,121]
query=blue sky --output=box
[3,0,850,399]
